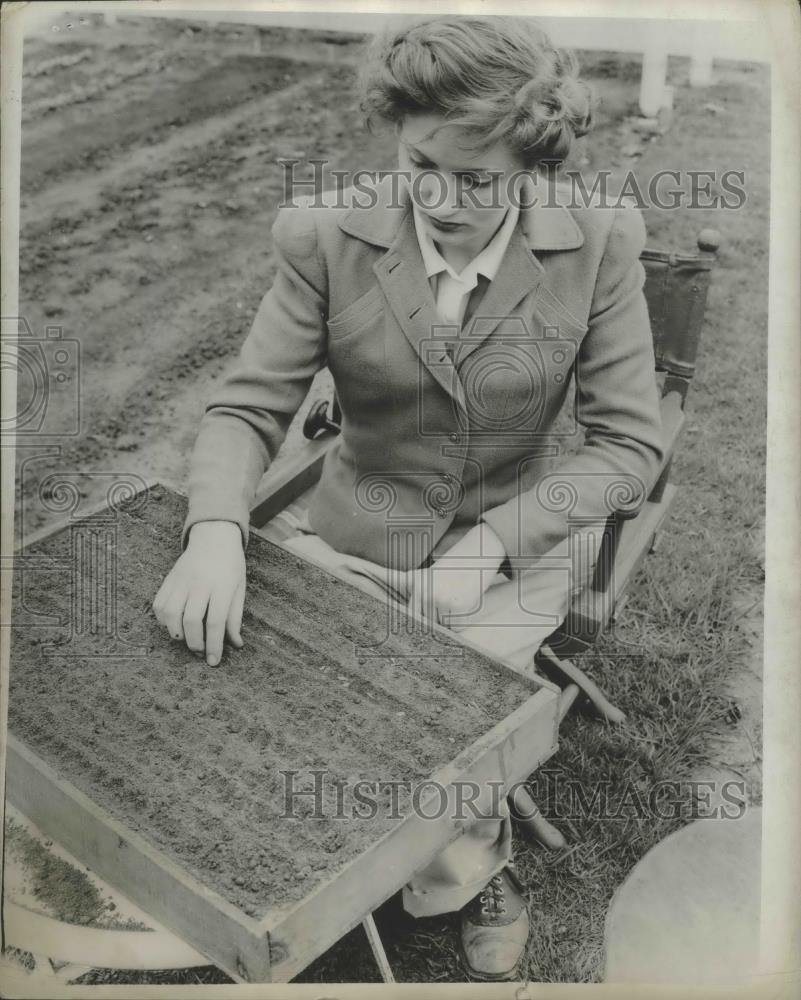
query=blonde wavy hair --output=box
[358,15,595,168]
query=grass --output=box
[25,44,767,987]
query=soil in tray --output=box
[8,483,538,919]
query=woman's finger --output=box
[183,589,209,655]
[226,579,245,649]
[205,589,228,667]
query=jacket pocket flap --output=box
[327,286,385,337]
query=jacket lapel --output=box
[372,210,467,412]
[338,175,585,412]
[450,226,543,367]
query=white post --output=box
[639,34,669,117]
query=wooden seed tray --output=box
[6,482,560,981]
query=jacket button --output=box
[448,432,459,443]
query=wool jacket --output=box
[181,175,665,572]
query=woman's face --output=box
[398,113,526,259]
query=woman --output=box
[153,15,664,980]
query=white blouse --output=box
[411,199,521,327]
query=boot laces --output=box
[479,873,507,917]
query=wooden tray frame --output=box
[5,477,561,982]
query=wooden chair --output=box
[519,228,723,809]
[543,227,723,664]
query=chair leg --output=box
[511,654,623,852]
[538,645,626,725]
[509,785,566,851]
[558,683,581,722]
[362,913,395,983]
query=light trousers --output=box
[281,515,604,915]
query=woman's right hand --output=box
[152,520,246,667]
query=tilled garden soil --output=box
[8,484,537,919]
[15,14,378,547]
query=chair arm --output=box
[659,389,685,468]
